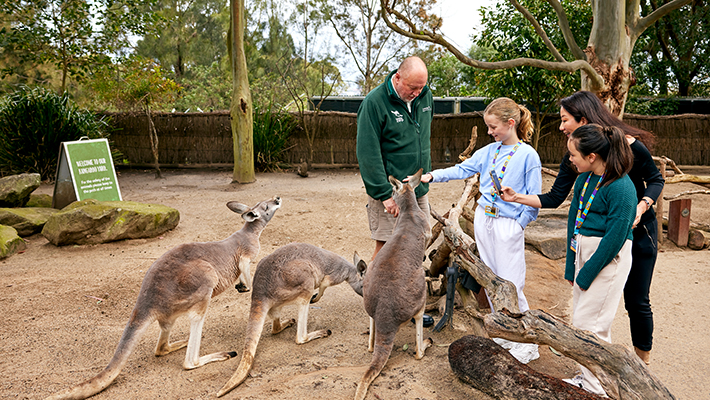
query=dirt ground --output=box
[1,167,709,400]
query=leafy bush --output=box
[625,97,680,115]
[252,103,296,171]
[0,87,109,180]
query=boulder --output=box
[525,210,568,260]
[0,225,26,259]
[42,200,180,246]
[0,173,41,207]
[0,207,59,236]
[26,193,53,208]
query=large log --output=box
[484,309,676,400]
[449,335,601,400]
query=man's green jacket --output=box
[356,69,432,201]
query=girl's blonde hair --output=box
[483,97,534,142]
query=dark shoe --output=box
[411,314,434,328]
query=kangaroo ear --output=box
[242,210,260,222]
[227,201,251,214]
[408,168,423,190]
[353,251,367,276]
[388,175,403,193]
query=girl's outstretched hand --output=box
[500,186,517,202]
[405,172,432,183]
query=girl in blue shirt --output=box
[414,97,542,363]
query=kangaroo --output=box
[217,242,367,397]
[45,197,282,400]
[354,169,433,400]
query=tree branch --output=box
[379,0,605,91]
[509,0,566,62]
[632,0,692,41]
[545,0,586,60]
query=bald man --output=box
[356,57,434,327]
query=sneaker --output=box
[410,314,434,328]
[562,374,584,389]
[492,338,540,364]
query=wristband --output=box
[642,198,652,208]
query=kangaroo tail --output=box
[44,315,153,400]
[354,334,395,400]
[217,301,269,397]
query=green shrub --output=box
[252,103,296,171]
[625,97,680,115]
[0,87,109,180]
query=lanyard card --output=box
[489,169,502,195]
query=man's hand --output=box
[383,197,400,217]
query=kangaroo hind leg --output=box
[181,299,236,370]
[295,299,331,344]
[155,316,188,356]
[269,305,296,335]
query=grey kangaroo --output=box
[217,242,367,397]
[354,169,433,400]
[45,197,281,400]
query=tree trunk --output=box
[145,104,162,179]
[582,1,635,116]
[229,0,255,184]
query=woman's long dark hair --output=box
[560,91,656,151]
[569,124,633,186]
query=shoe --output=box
[492,338,539,364]
[562,374,584,389]
[411,314,434,328]
[634,346,651,365]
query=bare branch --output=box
[379,0,606,91]
[545,0,586,59]
[632,0,692,41]
[508,0,566,62]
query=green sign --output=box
[53,138,122,208]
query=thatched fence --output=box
[105,111,710,168]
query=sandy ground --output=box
[1,168,708,400]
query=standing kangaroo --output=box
[354,169,433,400]
[217,242,367,397]
[45,197,281,400]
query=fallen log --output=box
[664,174,710,186]
[664,189,710,200]
[449,335,601,400]
[484,309,676,400]
[688,228,710,250]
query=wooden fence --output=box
[105,111,710,167]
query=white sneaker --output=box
[492,338,540,364]
[562,374,584,389]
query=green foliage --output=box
[630,0,710,97]
[134,0,229,80]
[88,56,180,112]
[252,104,296,172]
[0,87,108,179]
[423,51,477,97]
[472,0,592,147]
[173,62,232,112]
[625,97,680,116]
[0,0,160,93]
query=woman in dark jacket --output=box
[500,91,665,365]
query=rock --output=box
[42,200,180,246]
[525,213,568,260]
[0,173,41,207]
[26,193,53,208]
[0,225,26,259]
[0,207,59,236]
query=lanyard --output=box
[573,172,604,237]
[490,141,522,202]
